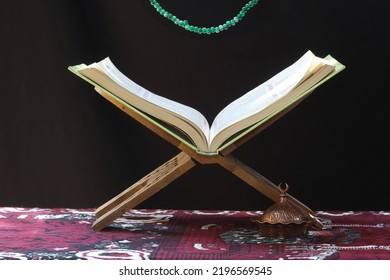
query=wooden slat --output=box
[92,152,195,231]
[217,154,323,229]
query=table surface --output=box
[0,207,389,260]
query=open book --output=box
[68,50,345,154]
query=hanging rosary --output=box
[149,0,260,35]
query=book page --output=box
[96,58,211,140]
[209,51,316,143]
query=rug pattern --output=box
[0,208,389,260]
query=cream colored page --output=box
[209,51,315,142]
[96,58,211,139]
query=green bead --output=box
[179,20,187,27]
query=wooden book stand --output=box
[92,88,323,231]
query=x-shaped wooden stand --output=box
[92,88,323,231]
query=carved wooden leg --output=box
[92,152,196,231]
[217,154,323,229]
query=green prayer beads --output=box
[149,0,260,34]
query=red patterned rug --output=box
[0,208,389,260]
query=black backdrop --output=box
[1,0,389,211]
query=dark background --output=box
[0,0,389,211]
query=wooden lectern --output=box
[92,88,323,231]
